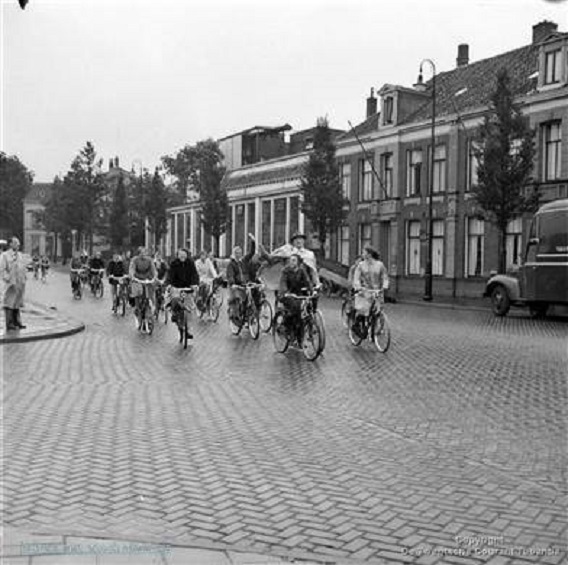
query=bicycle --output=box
[169,286,197,349]
[79,267,89,288]
[341,291,355,328]
[132,277,156,335]
[40,264,49,283]
[228,282,262,339]
[71,268,84,300]
[195,278,223,323]
[154,280,167,322]
[257,284,274,333]
[272,290,323,361]
[109,275,129,316]
[90,268,105,298]
[348,289,391,352]
[33,262,40,280]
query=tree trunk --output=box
[499,225,507,273]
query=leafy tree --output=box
[300,117,346,256]
[472,69,537,273]
[145,169,168,250]
[109,175,129,249]
[0,152,34,240]
[163,139,228,254]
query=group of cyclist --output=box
[66,228,389,343]
[31,254,50,281]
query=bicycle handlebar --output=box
[109,275,129,281]
[132,277,156,284]
[283,291,318,300]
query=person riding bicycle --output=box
[32,254,40,277]
[226,234,258,324]
[278,253,313,342]
[70,253,83,291]
[107,252,127,309]
[167,248,199,336]
[352,246,389,337]
[129,247,157,319]
[40,255,50,278]
[195,250,218,308]
[88,251,105,288]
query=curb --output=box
[395,298,489,313]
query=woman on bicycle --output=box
[129,247,157,318]
[352,246,389,336]
[167,248,199,334]
[107,252,126,309]
[195,250,218,308]
[279,254,313,341]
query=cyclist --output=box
[88,251,105,288]
[40,255,50,280]
[226,234,257,323]
[278,253,313,342]
[195,250,218,308]
[167,248,199,336]
[107,252,127,309]
[32,254,40,278]
[70,253,83,291]
[129,247,157,319]
[352,246,389,337]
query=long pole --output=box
[421,60,436,302]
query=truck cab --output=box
[485,199,568,317]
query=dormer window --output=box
[383,97,394,124]
[544,49,561,84]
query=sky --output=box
[1,0,567,182]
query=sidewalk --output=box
[0,302,84,344]
[1,527,335,565]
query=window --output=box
[538,211,568,255]
[384,97,394,124]
[340,163,351,200]
[273,198,287,248]
[467,140,480,191]
[544,49,561,85]
[261,200,271,249]
[543,122,562,181]
[289,196,299,237]
[407,221,421,275]
[466,218,484,277]
[305,137,314,150]
[337,225,350,265]
[381,153,393,197]
[506,218,522,269]
[432,145,446,193]
[432,220,445,276]
[358,223,372,254]
[406,149,422,196]
[359,159,374,202]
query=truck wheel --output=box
[529,303,548,319]
[491,285,510,317]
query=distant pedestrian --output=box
[0,236,28,330]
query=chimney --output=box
[366,88,377,118]
[115,156,119,168]
[456,44,469,67]
[532,20,557,44]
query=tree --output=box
[163,139,228,254]
[109,175,129,249]
[300,117,346,256]
[0,153,33,240]
[472,69,537,273]
[145,169,168,250]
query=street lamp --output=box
[417,59,436,301]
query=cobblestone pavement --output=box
[3,272,567,564]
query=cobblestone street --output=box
[3,271,567,564]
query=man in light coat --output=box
[0,236,28,330]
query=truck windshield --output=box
[538,211,568,254]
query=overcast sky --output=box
[1,0,567,182]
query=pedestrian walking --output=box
[0,236,28,330]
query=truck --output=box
[484,199,568,317]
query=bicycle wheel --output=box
[272,312,289,353]
[314,310,326,354]
[302,319,322,361]
[73,282,82,300]
[182,315,189,349]
[373,311,391,353]
[248,305,260,340]
[259,299,273,333]
[146,312,155,335]
[95,281,104,299]
[229,304,244,336]
[208,294,220,323]
[341,299,350,328]
[348,314,364,346]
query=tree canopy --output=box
[0,153,34,240]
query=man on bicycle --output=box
[69,253,83,291]
[278,254,313,342]
[88,251,105,288]
[129,247,157,318]
[195,250,217,308]
[40,255,50,279]
[226,234,257,323]
[352,246,389,336]
[107,252,127,309]
[167,248,199,336]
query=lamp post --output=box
[417,59,436,301]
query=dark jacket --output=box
[168,258,199,288]
[107,260,126,278]
[155,260,168,281]
[227,241,258,286]
[279,265,312,295]
[89,257,105,270]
